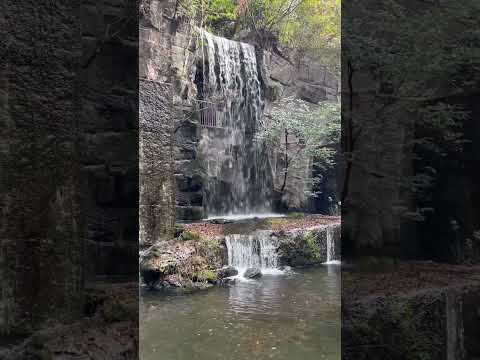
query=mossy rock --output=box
[197,269,218,283]
[278,230,323,266]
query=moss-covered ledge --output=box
[140,232,227,290]
[140,218,341,290]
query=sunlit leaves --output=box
[180,0,340,74]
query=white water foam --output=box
[225,232,283,278]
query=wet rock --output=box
[217,266,238,278]
[209,218,234,225]
[244,267,262,279]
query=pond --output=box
[140,266,340,360]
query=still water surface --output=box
[140,266,340,360]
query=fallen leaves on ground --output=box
[184,214,340,238]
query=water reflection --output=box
[140,267,340,360]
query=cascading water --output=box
[325,224,340,264]
[196,30,273,217]
[225,232,280,275]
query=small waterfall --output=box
[196,30,272,217]
[225,232,280,274]
[325,224,340,264]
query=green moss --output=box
[181,230,202,241]
[197,269,218,283]
[390,301,435,360]
[304,230,321,260]
[150,247,162,258]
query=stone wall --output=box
[1,0,140,334]
[139,0,176,245]
[1,0,84,334]
[263,51,339,104]
[80,0,139,276]
[139,0,202,236]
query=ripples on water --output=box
[140,266,340,360]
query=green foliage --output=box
[177,0,340,73]
[236,0,340,73]
[150,247,162,258]
[197,269,218,283]
[304,230,321,260]
[279,0,340,74]
[261,98,340,198]
[197,235,222,258]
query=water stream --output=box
[325,225,340,264]
[140,267,340,360]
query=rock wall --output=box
[139,0,203,228]
[139,0,176,245]
[263,51,339,104]
[80,0,139,276]
[1,1,84,335]
[1,0,139,334]
[138,6,340,224]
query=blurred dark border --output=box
[341,0,480,358]
[1,0,139,357]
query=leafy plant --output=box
[260,98,340,200]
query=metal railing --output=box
[199,107,219,128]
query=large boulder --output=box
[244,267,262,279]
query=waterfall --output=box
[325,224,340,264]
[196,30,272,217]
[225,232,280,275]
